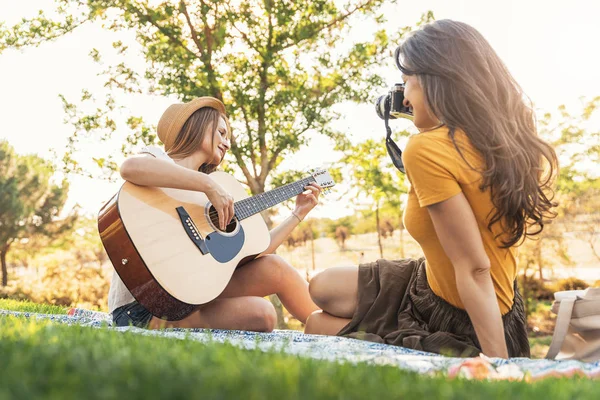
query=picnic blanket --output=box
[2,308,599,381]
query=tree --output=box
[0,0,416,197]
[340,138,408,258]
[0,141,75,286]
[534,98,600,279]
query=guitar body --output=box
[98,171,270,321]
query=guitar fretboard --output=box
[235,176,316,220]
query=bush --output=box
[517,275,554,301]
[554,277,589,292]
[1,253,110,311]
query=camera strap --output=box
[384,106,406,174]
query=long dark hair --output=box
[396,19,558,247]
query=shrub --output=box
[1,253,110,311]
[517,275,554,301]
[554,277,589,292]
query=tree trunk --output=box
[268,246,289,328]
[260,210,275,230]
[376,201,383,258]
[1,243,10,287]
[269,294,289,329]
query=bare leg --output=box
[304,310,351,335]
[217,254,319,323]
[149,296,277,331]
[309,266,358,318]
[304,266,359,335]
[151,254,316,330]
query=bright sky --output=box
[1,0,599,220]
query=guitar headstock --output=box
[309,168,335,194]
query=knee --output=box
[251,298,277,333]
[304,310,333,335]
[308,271,331,310]
[304,310,322,334]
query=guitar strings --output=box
[202,178,319,222]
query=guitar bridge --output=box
[176,206,210,255]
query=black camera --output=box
[375,83,413,120]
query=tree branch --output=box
[0,12,89,52]
[198,0,213,56]
[240,103,258,177]
[179,0,205,56]
[133,5,199,59]
[196,0,223,100]
[267,148,284,173]
[221,0,263,54]
[230,136,258,193]
[278,0,378,51]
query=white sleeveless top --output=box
[107,146,175,314]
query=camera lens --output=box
[375,95,397,120]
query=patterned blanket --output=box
[2,308,599,381]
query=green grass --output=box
[529,336,553,359]
[0,298,67,314]
[1,301,598,399]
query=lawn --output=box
[1,300,598,400]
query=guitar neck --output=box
[234,176,316,221]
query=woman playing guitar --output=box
[108,97,321,330]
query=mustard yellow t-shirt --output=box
[402,126,517,315]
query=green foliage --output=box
[517,275,554,302]
[338,138,409,255]
[554,277,589,292]
[2,216,109,310]
[1,316,600,399]
[538,97,600,195]
[339,138,408,205]
[513,98,600,283]
[0,141,76,286]
[0,0,420,195]
[10,257,109,309]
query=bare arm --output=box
[261,183,321,256]
[120,155,214,192]
[120,155,234,230]
[427,193,509,358]
[262,213,303,255]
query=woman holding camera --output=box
[304,19,558,358]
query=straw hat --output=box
[157,97,226,151]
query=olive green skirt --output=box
[337,258,530,358]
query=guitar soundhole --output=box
[208,205,238,233]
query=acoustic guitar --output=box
[98,169,335,321]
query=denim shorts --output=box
[112,301,153,328]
